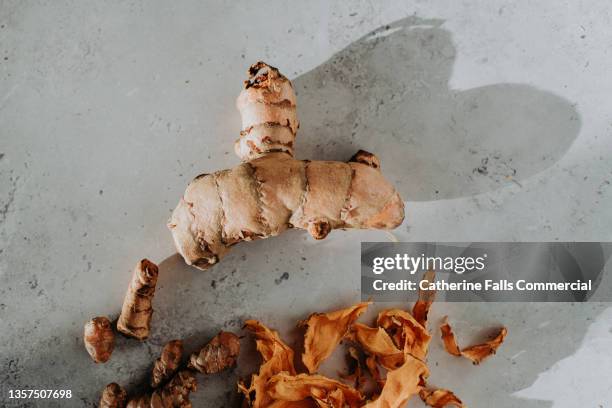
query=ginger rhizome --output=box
[188,331,240,374]
[127,370,197,408]
[117,259,159,340]
[151,340,183,388]
[169,62,404,270]
[84,316,115,363]
[99,383,127,408]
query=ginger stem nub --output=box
[99,383,127,408]
[188,331,240,374]
[117,259,159,340]
[84,316,115,363]
[151,339,183,388]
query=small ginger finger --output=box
[117,259,159,340]
[99,383,127,408]
[84,316,115,363]
[188,331,240,374]
[151,339,184,388]
[151,370,197,407]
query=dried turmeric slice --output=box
[339,346,366,392]
[300,302,371,373]
[461,327,507,365]
[362,354,429,408]
[440,317,507,364]
[440,318,462,357]
[239,320,296,408]
[412,270,436,328]
[267,400,319,408]
[267,372,363,408]
[376,309,431,360]
[347,323,404,370]
[419,387,465,408]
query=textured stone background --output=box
[1,1,611,407]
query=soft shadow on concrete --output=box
[293,17,581,201]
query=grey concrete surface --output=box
[1,1,611,407]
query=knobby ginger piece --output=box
[239,320,296,408]
[169,62,404,270]
[440,317,507,364]
[347,323,404,370]
[412,270,436,328]
[362,354,429,408]
[301,302,370,373]
[99,383,127,408]
[128,370,197,408]
[188,331,240,374]
[84,316,115,363]
[419,387,465,408]
[151,339,183,388]
[117,259,159,340]
[376,309,431,360]
[267,372,363,408]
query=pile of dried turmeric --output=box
[239,272,507,407]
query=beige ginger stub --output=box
[169,62,404,270]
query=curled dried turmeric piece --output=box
[440,318,462,357]
[362,354,429,408]
[347,323,403,370]
[239,320,296,408]
[412,270,436,328]
[300,302,370,373]
[376,309,431,360]
[419,387,465,408]
[339,346,366,392]
[440,317,507,364]
[267,372,363,408]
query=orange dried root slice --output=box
[267,401,319,408]
[412,269,436,328]
[240,320,296,408]
[267,372,364,408]
[300,302,371,373]
[419,387,465,408]
[365,355,384,390]
[347,323,404,370]
[440,318,462,357]
[440,317,508,364]
[339,346,366,391]
[376,309,431,360]
[362,354,429,408]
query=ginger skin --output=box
[188,331,240,374]
[169,62,404,270]
[99,383,127,408]
[84,316,115,363]
[151,340,184,388]
[117,259,159,340]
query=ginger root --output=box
[188,331,240,374]
[100,383,127,408]
[169,62,404,270]
[117,259,159,340]
[84,316,115,363]
[151,340,183,388]
[127,370,197,408]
